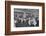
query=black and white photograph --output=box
[14,8,39,27]
[11,5,43,32]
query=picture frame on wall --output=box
[5,1,45,35]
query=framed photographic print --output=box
[5,1,45,35]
